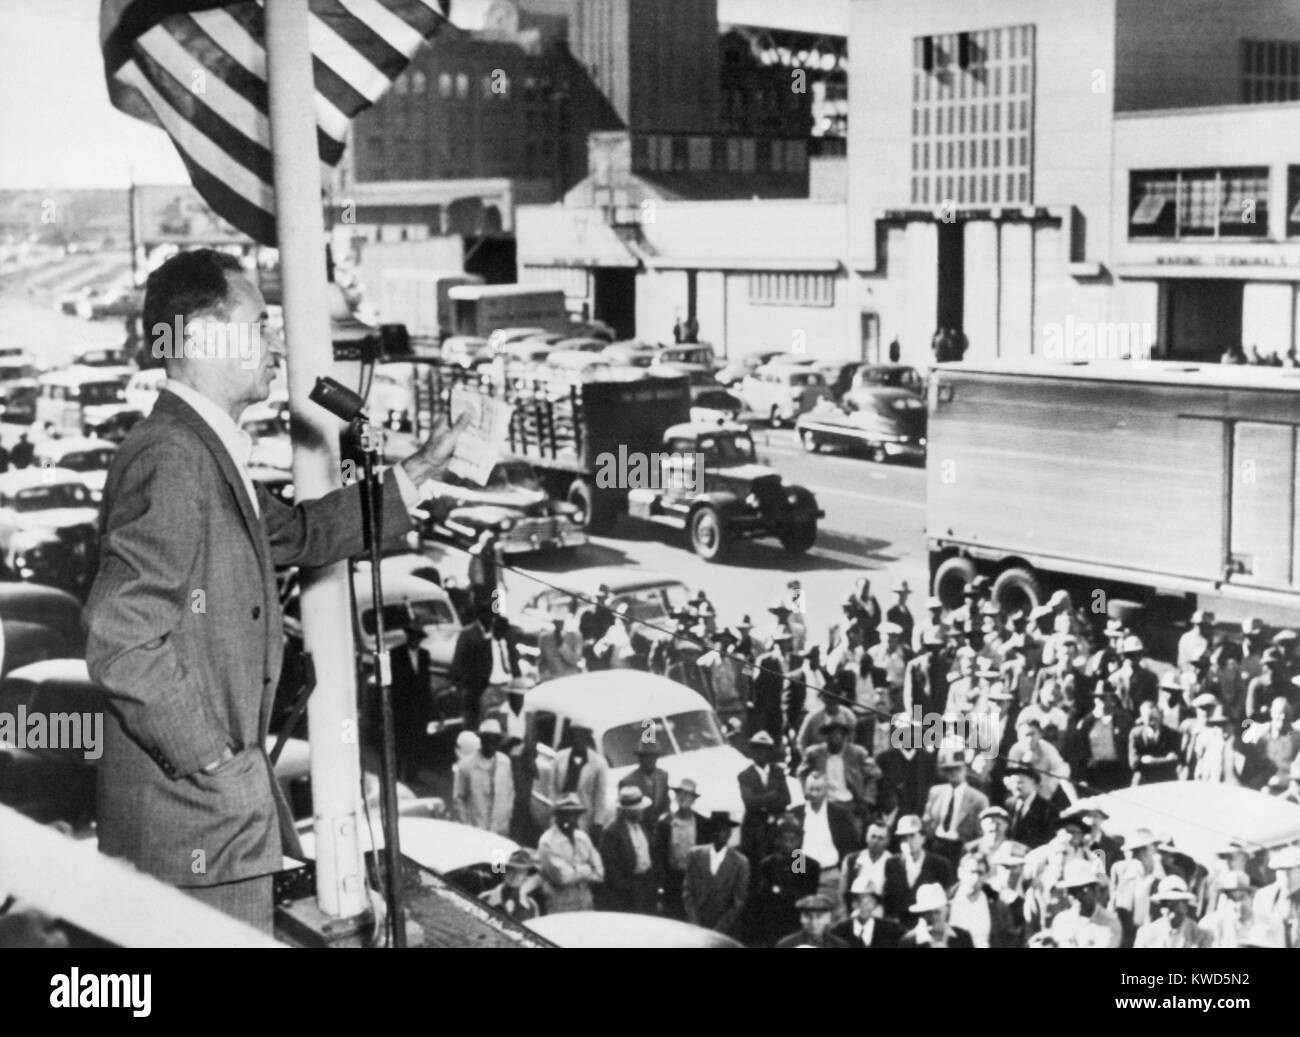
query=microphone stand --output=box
[351,416,406,947]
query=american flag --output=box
[101,0,449,246]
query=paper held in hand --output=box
[448,386,513,485]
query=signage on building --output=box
[881,207,1056,223]
[1153,254,1300,269]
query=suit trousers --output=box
[182,875,275,936]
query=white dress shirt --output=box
[948,889,991,947]
[709,844,728,876]
[802,802,839,870]
[853,916,876,946]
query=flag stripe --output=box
[103,0,446,246]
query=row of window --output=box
[1241,39,1300,104]
[393,70,512,101]
[914,136,1031,173]
[913,100,1030,137]
[1129,166,1300,240]
[747,272,834,307]
[910,172,1031,207]
[917,25,1034,73]
[636,135,808,176]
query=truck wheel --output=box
[799,429,819,453]
[992,566,1043,618]
[567,479,614,534]
[690,506,730,562]
[780,521,817,554]
[933,556,977,610]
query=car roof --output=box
[33,436,115,456]
[527,671,709,733]
[524,911,742,948]
[663,420,749,439]
[300,817,519,875]
[843,386,922,405]
[351,567,452,609]
[0,467,85,491]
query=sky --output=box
[0,0,849,190]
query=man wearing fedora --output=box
[747,816,823,946]
[1134,876,1213,948]
[838,821,893,916]
[1003,764,1059,850]
[618,742,671,830]
[682,812,749,938]
[882,814,953,921]
[886,580,915,647]
[913,596,948,655]
[1246,648,1297,722]
[1178,610,1216,672]
[453,718,515,836]
[737,730,791,863]
[1111,634,1158,714]
[775,893,848,948]
[801,715,881,829]
[1049,859,1122,948]
[898,882,974,948]
[795,687,859,755]
[479,848,543,922]
[537,793,605,913]
[1241,696,1300,790]
[598,787,659,914]
[923,755,989,868]
[876,713,940,822]
[652,778,712,920]
[550,725,613,835]
[831,872,903,948]
[903,628,950,717]
[1184,696,1239,784]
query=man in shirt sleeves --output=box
[85,249,464,932]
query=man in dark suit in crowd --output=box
[390,620,433,784]
[598,787,658,914]
[618,744,671,830]
[747,816,822,946]
[747,634,790,742]
[1004,764,1059,849]
[1128,700,1182,785]
[774,893,849,947]
[85,248,464,931]
[831,872,904,947]
[682,813,749,937]
[876,714,939,823]
[882,814,953,921]
[652,778,711,919]
[903,629,950,715]
[578,584,615,671]
[738,731,791,863]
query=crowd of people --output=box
[441,570,1300,947]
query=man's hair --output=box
[141,248,245,369]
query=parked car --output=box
[849,363,926,396]
[515,570,693,646]
[0,468,98,595]
[523,671,802,829]
[487,327,548,353]
[601,340,658,368]
[651,343,718,370]
[71,345,131,367]
[0,583,85,675]
[124,367,167,416]
[0,380,38,425]
[739,363,831,427]
[32,436,117,502]
[525,912,742,948]
[440,335,492,368]
[650,364,744,423]
[795,388,927,463]
[35,367,141,442]
[424,458,587,555]
[0,356,38,384]
[715,349,789,386]
[550,337,607,354]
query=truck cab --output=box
[625,421,822,561]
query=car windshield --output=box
[859,367,923,391]
[693,389,736,409]
[76,382,124,405]
[55,449,114,472]
[696,433,756,465]
[361,598,456,634]
[10,483,91,511]
[600,710,725,767]
[487,460,541,490]
[0,363,35,380]
[789,372,824,387]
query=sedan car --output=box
[601,340,658,368]
[795,388,927,463]
[524,671,802,829]
[715,349,789,387]
[424,458,587,556]
[0,469,98,595]
[849,363,926,396]
[440,335,492,368]
[739,363,831,427]
[525,912,742,948]
[32,436,117,502]
[514,570,693,646]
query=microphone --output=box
[309,376,367,423]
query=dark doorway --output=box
[592,267,637,339]
[936,220,964,338]
[1164,280,1243,362]
[463,235,516,284]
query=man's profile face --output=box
[183,272,282,409]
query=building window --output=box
[1129,168,1270,240]
[455,73,469,99]
[1242,40,1300,103]
[689,136,712,172]
[438,73,452,98]
[1289,166,1300,237]
[748,272,835,307]
[740,138,756,173]
[911,25,1034,207]
[394,74,409,95]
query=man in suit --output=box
[923,757,990,869]
[1128,700,1182,785]
[738,731,791,863]
[831,872,904,947]
[885,580,915,649]
[85,249,464,932]
[598,787,658,914]
[550,726,613,834]
[390,620,433,784]
[682,812,749,938]
[747,817,822,946]
[774,893,849,948]
[876,714,939,822]
[449,606,499,734]
[652,778,711,919]
[903,629,950,715]
[882,814,953,921]
[1064,686,1134,792]
[800,717,882,829]
[838,821,893,915]
[1003,765,1059,849]
[618,744,670,829]
[789,771,861,919]
[898,882,975,948]
[747,636,789,742]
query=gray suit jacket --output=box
[85,389,412,887]
[681,845,749,936]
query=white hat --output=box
[477,718,503,735]
[849,871,883,898]
[1151,875,1195,902]
[1057,859,1100,890]
[909,883,949,914]
[1268,845,1300,870]
[895,814,924,836]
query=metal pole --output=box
[265,0,368,923]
